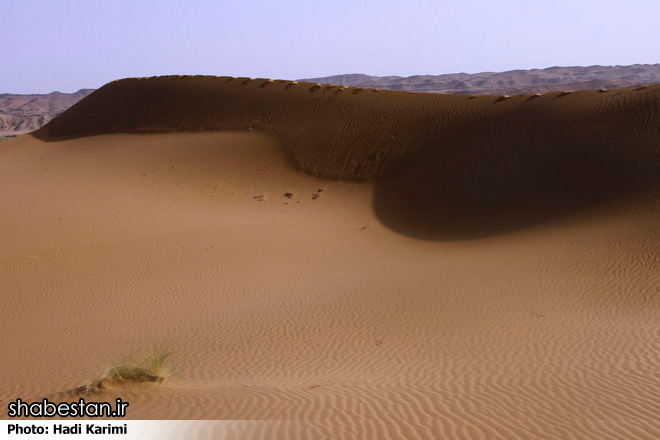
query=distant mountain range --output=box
[301,64,660,95]
[0,89,94,136]
[2,64,659,136]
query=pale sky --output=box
[2,0,659,93]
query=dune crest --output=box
[37,75,660,238]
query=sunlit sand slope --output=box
[0,77,658,439]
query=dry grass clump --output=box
[104,352,171,383]
[77,352,172,394]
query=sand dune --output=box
[38,76,660,238]
[2,76,660,439]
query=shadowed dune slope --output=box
[375,88,660,239]
[37,75,514,179]
[38,76,660,239]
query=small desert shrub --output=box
[104,352,171,384]
[78,352,172,394]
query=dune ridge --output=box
[38,76,660,179]
[29,77,638,165]
[38,75,660,239]
[38,75,515,179]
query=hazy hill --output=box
[301,64,660,95]
[0,89,94,136]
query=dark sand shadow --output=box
[372,103,660,241]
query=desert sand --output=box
[1,77,659,439]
